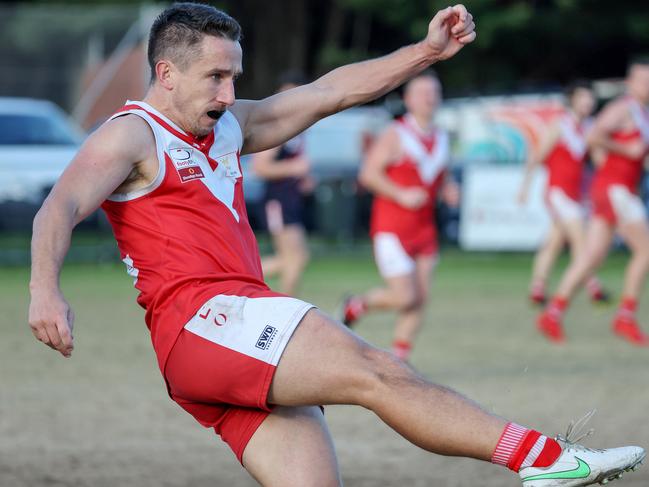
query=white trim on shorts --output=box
[183,294,315,366]
[608,185,647,225]
[547,187,584,223]
[373,232,416,278]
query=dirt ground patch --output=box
[2,253,647,486]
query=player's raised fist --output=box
[425,5,476,61]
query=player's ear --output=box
[155,60,175,91]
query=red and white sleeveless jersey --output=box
[101,101,276,372]
[545,113,591,201]
[369,115,450,249]
[593,97,649,193]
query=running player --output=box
[28,3,644,485]
[537,59,649,346]
[341,71,458,361]
[253,72,311,296]
[518,82,609,306]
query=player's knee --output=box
[394,288,419,311]
[354,345,415,407]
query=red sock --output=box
[547,296,568,318]
[344,296,367,322]
[617,297,637,320]
[392,340,412,361]
[491,423,562,472]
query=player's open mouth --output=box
[207,110,225,121]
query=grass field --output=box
[1,249,648,487]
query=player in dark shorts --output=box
[253,73,312,295]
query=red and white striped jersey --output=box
[545,113,591,201]
[369,114,450,251]
[593,97,649,193]
[101,101,277,373]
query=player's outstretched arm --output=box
[233,5,475,155]
[29,116,153,358]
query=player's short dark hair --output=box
[564,80,592,100]
[148,2,242,80]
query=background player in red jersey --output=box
[518,82,609,307]
[341,71,459,361]
[538,59,649,346]
[27,3,644,486]
[253,73,312,296]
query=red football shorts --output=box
[164,294,314,463]
[372,230,438,278]
[591,183,647,226]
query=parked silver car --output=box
[0,97,84,229]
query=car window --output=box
[0,113,78,145]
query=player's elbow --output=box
[34,193,80,232]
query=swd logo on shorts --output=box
[256,325,277,350]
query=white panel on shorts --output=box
[373,232,416,278]
[183,294,314,366]
[608,185,647,224]
[547,187,583,223]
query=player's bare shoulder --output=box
[96,114,159,194]
[377,124,402,155]
[597,96,634,131]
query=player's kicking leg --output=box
[254,309,644,486]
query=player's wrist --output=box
[28,279,60,296]
[414,40,441,65]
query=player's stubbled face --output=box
[570,88,595,119]
[404,77,441,121]
[628,64,649,104]
[173,35,243,137]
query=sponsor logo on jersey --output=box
[169,147,206,182]
[215,151,241,179]
[255,325,277,350]
[177,166,205,182]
